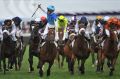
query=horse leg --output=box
[57,54,60,68]
[96,50,102,72]
[61,55,65,67]
[13,55,18,71]
[47,62,54,76]
[79,59,86,74]
[67,57,74,75]
[91,52,95,67]
[28,53,34,72]
[109,58,117,76]
[18,50,24,70]
[3,58,6,74]
[100,53,105,72]
[77,58,80,68]
[0,60,2,71]
[39,61,44,77]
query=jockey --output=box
[55,15,68,41]
[12,16,24,43]
[104,17,119,37]
[42,5,57,39]
[2,18,17,43]
[97,17,119,45]
[78,16,91,41]
[92,16,103,35]
[68,15,78,34]
[39,16,47,34]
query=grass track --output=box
[0,46,120,79]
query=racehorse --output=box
[38,28,57,77]
[1,30,17,74]
[28,26,42,72]
[63,33,76,74]
[15,36,26,70]
[90,20,103,67]
[57,28,65,68]
[97,26,119,76]
[72,27,90,74]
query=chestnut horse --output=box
[38,28,57,77]
[97,27,119,76]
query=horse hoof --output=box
[109,72,113,76]
[70,71,74,75]
[28,68,34,73]
[81,71,85,74]
[39,72,43,77]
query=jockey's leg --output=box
[63,32,68,40]
[42,23,49,40]
[55,31,59,41]
[105,29,110,37]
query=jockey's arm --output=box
[10,24,16,35]
[0,25,2,34]
[91,21,96,33]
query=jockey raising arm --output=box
[42,5,57,39]
[55,15,68,41]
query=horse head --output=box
[57,28,65,46]
[46,27,55,42]
[2,30,11,42]
[109,24,118,41]
[31,26,41,43]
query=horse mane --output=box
[44,41,56,55]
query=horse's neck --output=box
[109,31,117,42]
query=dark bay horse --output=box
[90,33,101,67]
[28,26,42,72]
[15,36,26,70]
[72,27,90,74]
[57,28,65,68]
[97,27,119,76]
[1,30,17,74]
[38,28,57,77]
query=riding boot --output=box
[21,36,24,44]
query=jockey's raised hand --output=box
[43,5,57,39]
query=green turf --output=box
[0,46,120,79]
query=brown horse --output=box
[90,33,101,67]
[1,30,17,74]
[38,28,57,77]
[57,28,65,68]
[97,27,119,76]
[72,27,90,74]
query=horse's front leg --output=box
[0,59,2,71]
[47,61,54,76]
[109,58,117,76]
[79,59,86,74]
[39,60,44,77]
[28,53,34,72]
[61,55,65,67]
[67,57,74,75]
[3,58,6,74]
[91,52,95,67]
